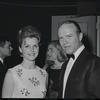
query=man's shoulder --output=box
[0,61,4,69]
[84,50,100,63]
[0,61,3,65]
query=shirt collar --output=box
[0,57,4,64]
[74,45,85,60]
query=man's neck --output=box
[74,45,85,60]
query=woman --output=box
[43,40,67,98]
[2,25,48,98]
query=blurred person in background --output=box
[0,37,13,98]
[43,40,67,98]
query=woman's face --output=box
[19,37,39,61]
[46,44,58,61]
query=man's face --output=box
[0,41,13,58]
[58,23,83,54]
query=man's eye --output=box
[34,45,39,48]
[59,37,63,40]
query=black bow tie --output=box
[67,54,75,59]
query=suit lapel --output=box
[67,48,88,79]
[0,60,7,73]
[64,48,89,97]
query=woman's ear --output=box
[19,47,22,53]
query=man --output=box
[0,37,13,98]
[58,20,100,98]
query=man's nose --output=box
[10,47,13,50]
[63,39,68,45]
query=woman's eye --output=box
[47,48,52,53]
[49,48,52,52]
[25,45,29,48]
[68,35,71,38]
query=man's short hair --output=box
[0,36,11,47]
[59,20,82,34]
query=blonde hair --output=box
[47,40,67,63]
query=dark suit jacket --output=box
[0,61,7,98]
[58,48,100,98]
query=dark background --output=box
[0,0,99,68]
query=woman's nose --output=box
[30,47,34,52]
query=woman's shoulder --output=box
[8,64,21,72]
[36,65,48,74]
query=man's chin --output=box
[67,52,73,54]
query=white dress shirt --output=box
[0,57,3,64]
[63,45,85,98]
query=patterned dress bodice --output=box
[9,64,47,98]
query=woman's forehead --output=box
[23,37,38,44]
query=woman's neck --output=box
[21,59,36,69]
[51,60,63,69]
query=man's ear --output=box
[79,32,83,41]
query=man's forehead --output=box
[58,24,77,35]
[59,23,76,30]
